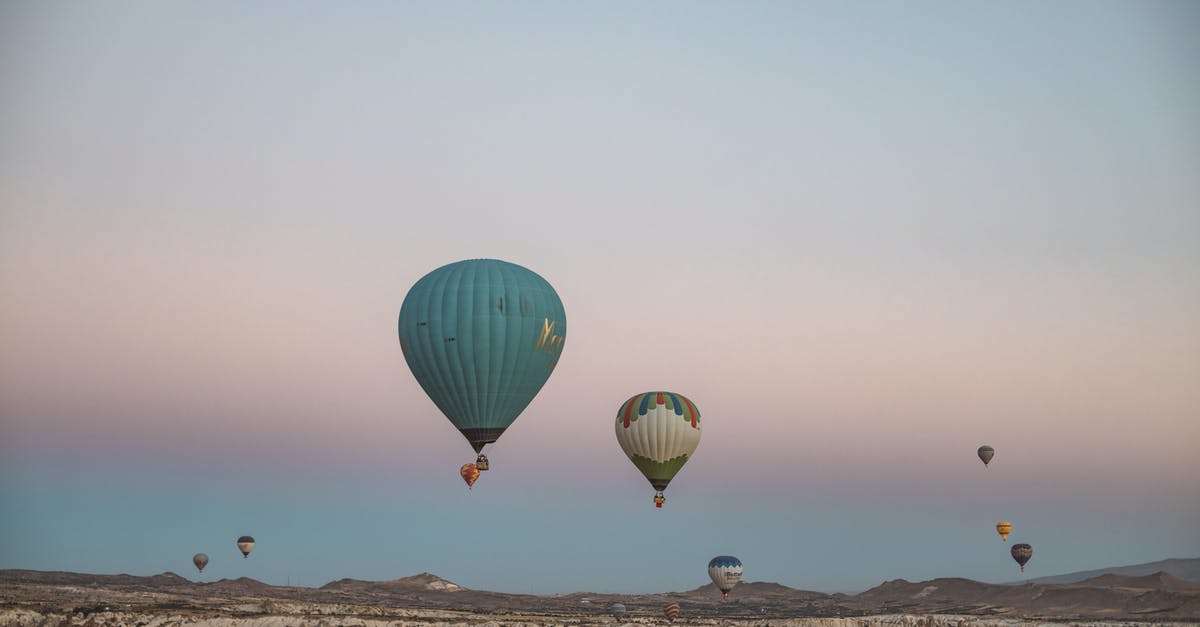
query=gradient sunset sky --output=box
[1,1,1197,594]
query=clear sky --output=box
[1,1,1197,595]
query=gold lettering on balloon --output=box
[535,317,565,369]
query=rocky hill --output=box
[850,572,1200,619]
[2,565,1199,623]
[1017,557,1200,585]
[321,572,467,593]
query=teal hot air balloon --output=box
[398,259,566,470]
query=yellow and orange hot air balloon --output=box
[996,521,1012,541]
[460,463,480,489]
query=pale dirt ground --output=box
[0,606,1192,627]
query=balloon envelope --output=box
[610,602,626,619]
[978,445,995,466]
[662,602,680,622]
[460,463,480,488]
[1011,543,1033,571]
[192,553,208,573]
[708,555,743,598]
[237,536,255,558]
[614,391,701,492]
[398,259,566,454]
[996,521,1012,541]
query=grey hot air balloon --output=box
[977,445,995,467]
[1011,543,1033,572]
[610,602,626,620]
[192,553,208,573]
[237,536,255,558]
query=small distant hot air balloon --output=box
[398,259,567,474]
[662,601,680,622]
[192,553,208,573]
[611,602,626,620]
[614,391,702,508]
[237,536,255,558]
[708,555,743,599]
[1011,543,1033,572]
[977,446,995,467]
[460,463,480,489]
[996,521,1012,541]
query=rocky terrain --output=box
[1019,558,1200,586]
[2,566,1199,625]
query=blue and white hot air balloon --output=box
[707,555,743,599]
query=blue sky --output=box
[1,1,1197,594]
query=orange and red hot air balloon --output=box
[460,463,480,489]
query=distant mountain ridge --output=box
[4,560,1200,620]
[852,571,1200,619]
[4,558,1198,596]
[1077,572,1200,591]
[1014,557,1200,585]
[0,570,192,588]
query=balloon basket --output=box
[475,454,490,471]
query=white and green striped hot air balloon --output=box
[614,391,702,508]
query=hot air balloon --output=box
[662,602,680,622]
[995,521,1012,541]
[614,391,701,508]
[460,463,480,489]
[611,602,626,620]
[1011,543,1033,572]
[398,259,566,472]
[708,555,743,599]
[237,536,255,558]
[192,553,208,573]
[978,445,994,467]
